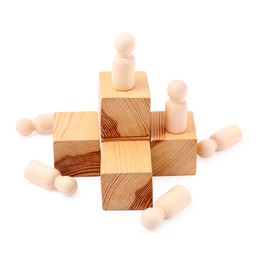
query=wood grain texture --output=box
[99,71,151,139]
[53,112,100,177]
[101,136,150,142]
[101,141,153,210]
[150,111,197,176]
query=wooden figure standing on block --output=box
[16,114,53,136]
[24,160,78,196]
[164,80,188,134]
[197,124,242,158]
[111,32,136,91]
[141,185,191,230]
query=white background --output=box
[1,0,260,259]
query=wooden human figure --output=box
[141,185,191,230]
[164,80,188,134]
[197,124,242,158]
[16,114,53,136]
[24,160,78,196]
[111,32,136,91]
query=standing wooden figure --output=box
[164,80,188,134]
[111,32,136,91]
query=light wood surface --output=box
[101,136,150,142]
[150,111,197,176]
[101,141,152,210]
[53,112,100,177]
[99,71,151,139]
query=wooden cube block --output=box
[101,141,153,210]
[150,111,197,176]
[99,71,151,140]
[53,112,100,177]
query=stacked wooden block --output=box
[100,71,152,210]
[52,72,197,210]
[53,112,100,177]
[150,111,197,176]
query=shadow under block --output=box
[53,112,100,177]
[150,111,197,176]
[99,71,151,139]
[101,141,153,210]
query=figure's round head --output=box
[141,207,165,230]
[114,32,135,57]
[16,118,34,136]
[167,80,188,102]
[197,139,217,158]
[55,176,78,196]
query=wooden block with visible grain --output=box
[101,141,153,210]
[101,136,150,142]
[53,112,100,177]
[99,71,151,139]
[150,111,197,176]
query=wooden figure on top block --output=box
[111,32,136,91]
[164,80,188,134]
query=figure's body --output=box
[165,80,188,134]
[111,32,136,91]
